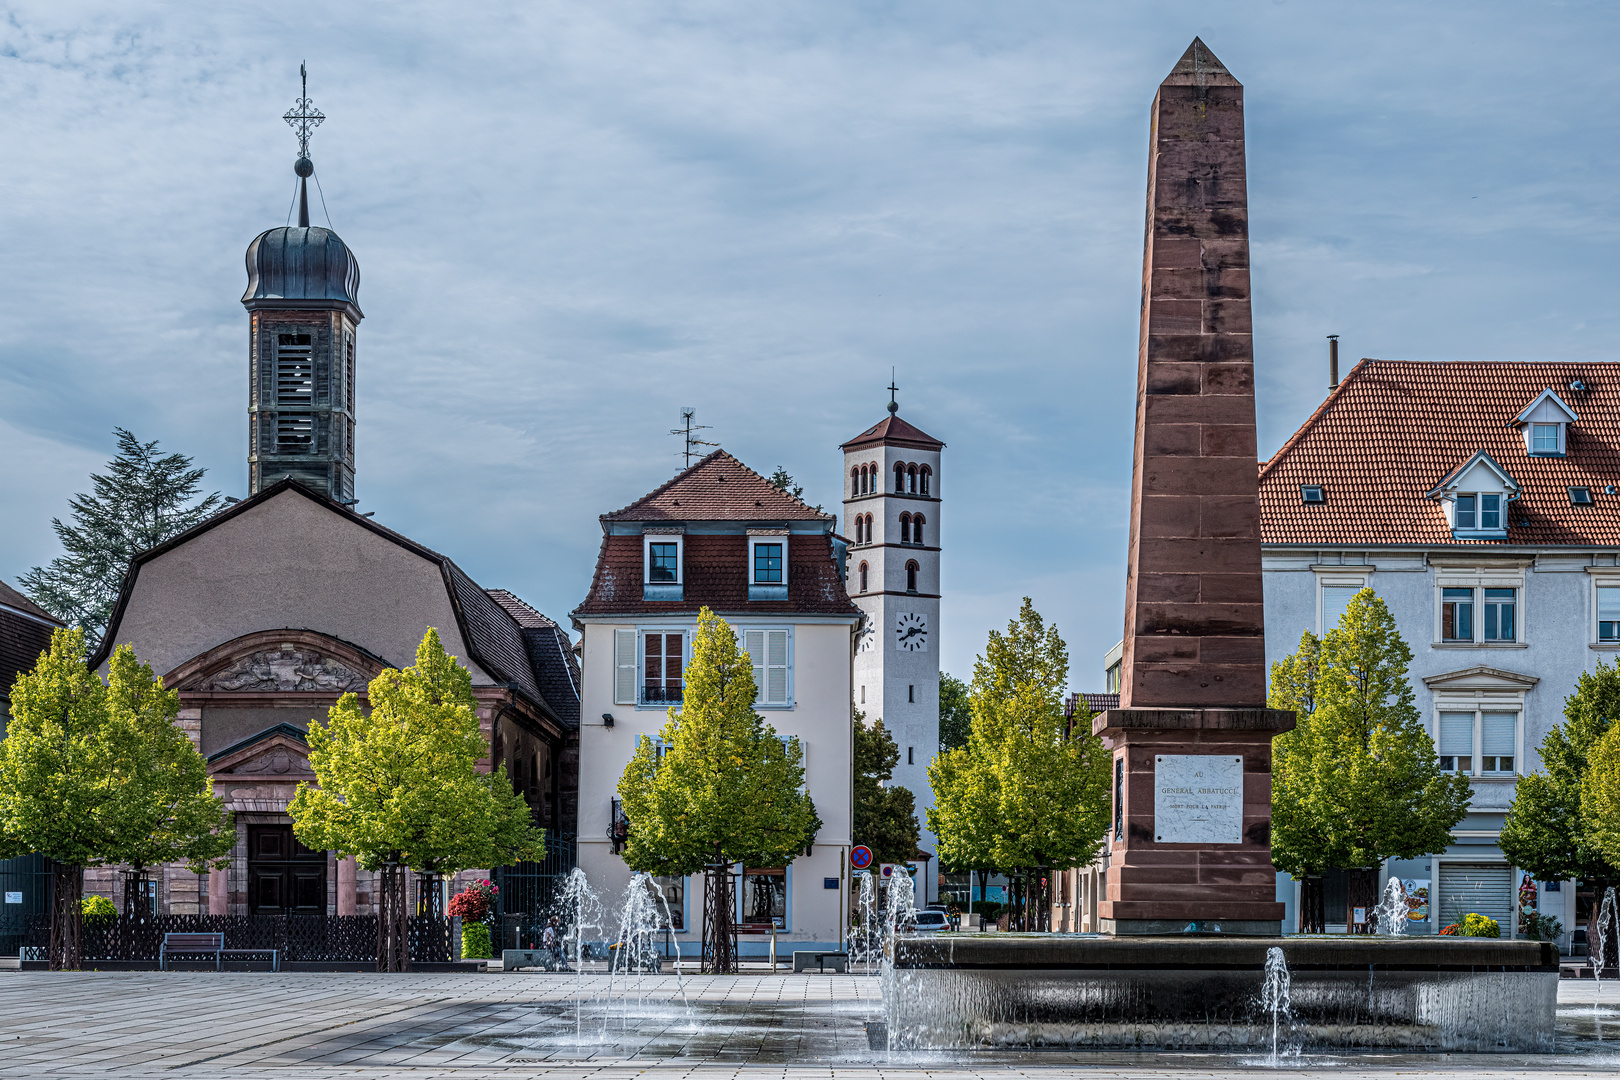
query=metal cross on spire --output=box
[887,369,899,414]
[283,62,325,162]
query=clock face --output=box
[895,612,929,652]
[856,622,875,653]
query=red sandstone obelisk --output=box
[1094,39,1293,935]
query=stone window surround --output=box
[1421,665,1539,782]
[1428,557,1532,649]
[1585,566,1620,649]
[1311,564,1373,637]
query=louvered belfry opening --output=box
[1093,39,1295,937]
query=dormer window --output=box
[1572,487,1595,506]
[1515,388,1578,456]
[642,531,684,600]
[748,532,789,600]
[1301,485,1325,504]
[1427,450,1519,540]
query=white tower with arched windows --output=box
[841,400,944,887]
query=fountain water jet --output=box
[1373,879,1408,937]
[1260,947,1292,1064]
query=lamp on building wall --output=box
[601,712,615,727]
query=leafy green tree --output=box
[617,608,819,972]
[289,628,543,971]
[0,628,118,969]
[938,672,971,751]
[852,709,919,864]
[1504,660,1620,942]
[100,646,234,919]
[21,429,222,647]
[1271,590,1471,889]
[927,599,1111,930]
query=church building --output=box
[82,84,578,918]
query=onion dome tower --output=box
[242,65,362,501]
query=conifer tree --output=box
[22,429,222,646]
[617,608,818,973]
[290,629,542,971]
[1270,590,1471,893]
[852,710,919,864]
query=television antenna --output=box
[671,408,719,467]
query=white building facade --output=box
[572,451,861,955]
[1259,359,1620,945]
[841,406,945,897]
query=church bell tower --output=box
[842,389,945,875]
[242,66,362,502]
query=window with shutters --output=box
[613,629,638,705]
[744,629,791,707]
[1598,584,1620,643]
[1481,711,1516,774]
[1438,711,1473,774]
[641,632,685,706]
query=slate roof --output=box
[89,480,573,731]
[1259,359,1620,547]
[488,590,580,729]
[603,451,832,523]
[1065,692,1120,719]
[573,533,861,619]
[0,580,61,626]
[841,412,945,451]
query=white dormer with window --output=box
[643,528,684,601]
[1426,451,1521,541]
[1515,388,1578,456]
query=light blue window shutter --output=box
[1439,712,1474,757]
[744,630,767,700]
[766,630,790,705]
[1482,712,1516,764]
[614,629,637,705]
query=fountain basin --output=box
[884,935,1557,1052]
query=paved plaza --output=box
[0,970,1618,1079]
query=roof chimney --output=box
[1327,334,1340,391]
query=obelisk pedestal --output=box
[1096,39,1293,936]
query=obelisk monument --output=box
[1094,38,1293,935]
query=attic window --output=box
[1571,487,1595,506]
[1531,424,1561,455]
[1301,485,1325,504]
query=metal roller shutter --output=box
[1438,863,1513,935]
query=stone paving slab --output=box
[0,970,1616,1078]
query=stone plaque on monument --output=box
[1154,755,1243,844]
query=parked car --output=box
[910,910,949,933]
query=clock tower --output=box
[841,395,944,884]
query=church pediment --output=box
[169,629,386,694]
[1422,665,1540,691]
[208,724,315,780]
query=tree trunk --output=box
[1299,876,1325,934]
[702,860,735,974]
[376,860,409,972]
[50,863,83,971]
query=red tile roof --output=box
[602,451,832,523]
[1259,359,1620,546]
[572,534,860,619]
[841,412,945,451]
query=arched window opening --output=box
[907,464,918,493]
[865,513,874,544]
[920,466,931,496]
[906,560,919,593]
[913,514,925,546]
[859,561,869,593]
[899,512,912,544]
[852,466,861,495]
[895,462,906,492]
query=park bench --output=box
[792,950,847,973]
[159,932,279,972]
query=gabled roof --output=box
[1515,388,1579,425]
[602,450,831,523]
[1424,450,1521,500]
[840,412,945,452]
[90,479,569,729]
[1259,359,1620,546]
[0,579,62,626]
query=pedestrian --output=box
[544,915,565,971]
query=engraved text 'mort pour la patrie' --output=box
[1154,755,1244,845]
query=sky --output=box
[3,1,1619,688]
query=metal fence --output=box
[495,834,576,949]
[0,854,52,957]
[22,913,452,964]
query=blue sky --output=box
[2,1,1617,688]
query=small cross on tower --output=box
[283,62,325,163]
